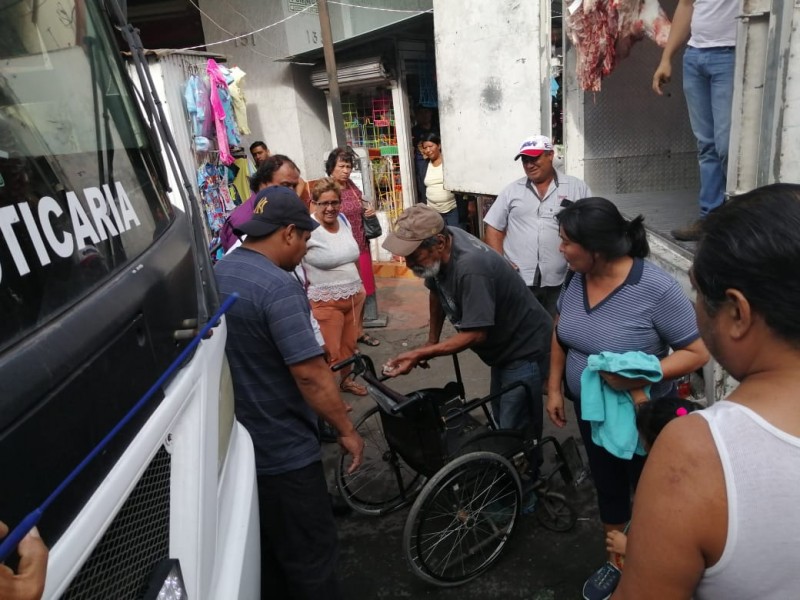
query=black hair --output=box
[555,197,649,259]
[693,183,800,344]
[249,154,298,193]
[419,132,441,146]
[417,225,451,251]
[249,140,268,153]
[325,147,356,176]
[636,396,701,449]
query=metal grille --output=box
[566,3,701,196]
[62,446,171,600]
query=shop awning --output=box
[310,56,392,89]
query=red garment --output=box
[339,179,376,296]
[339,180,367,252]
[357,250,376,297]
[206,58,234,165]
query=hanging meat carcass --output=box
[566,0,672,92]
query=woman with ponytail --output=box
[544,197,709,598]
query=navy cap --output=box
[233,186,318,238]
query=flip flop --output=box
[340,379,368,396]
[358,334,380,347]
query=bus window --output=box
[0,0,172,351]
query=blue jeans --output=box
[490,358,545,475]
[683,46,735,216]
[441,207,461,229]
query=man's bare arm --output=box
[427,290,445,344]
[289,355,364,472]
[483,224,506,255]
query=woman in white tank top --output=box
[613,183,800,599]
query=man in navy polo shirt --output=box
[215,186,363,600]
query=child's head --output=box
[636,396,701,451]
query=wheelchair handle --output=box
[331,354,360,373]
[331,353,379,379]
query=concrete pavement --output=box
[324,275,607,599]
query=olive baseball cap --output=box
[234,186,318,238]
[382,204,445,256]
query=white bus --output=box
[0,1,259,597]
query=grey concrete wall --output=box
[433,0,551,196]
[196,0,432,180]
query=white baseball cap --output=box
[515,135,553,160]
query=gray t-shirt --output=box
[425,228,552,366]
[483,170,592,287]
[556,259,700,400]
[215,247,324,476]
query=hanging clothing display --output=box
[183,74,212,139]
[205,58,238,165]
[180,58,253,259]
[230,156,252,206]
[197,162,236,233]
[228,66,251,136]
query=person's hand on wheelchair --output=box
[338,428,365,475]
[382,349,430,377]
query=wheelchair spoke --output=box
[338,407,424,515]
[406,453,521,584]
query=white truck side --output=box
[433,0,799,400]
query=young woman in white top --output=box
[303,178,368,396]
[613,183,800,599]
[421,133,459,228]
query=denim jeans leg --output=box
[490,360,544,474]
[709,48,735,198]
[683,47,732,216]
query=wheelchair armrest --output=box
[451,379,531,420]
[360,370,421,415]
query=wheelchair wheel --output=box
[337,406,424,516]
[403,451,521,587]
[535,491,577,532]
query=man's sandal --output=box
[340,379,368,396]
[357,334,380,347]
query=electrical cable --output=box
[178,2,317,52]
[186,0,278,60]
[177,1,433,54]
[328,1,433,14]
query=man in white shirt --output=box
[653,0,738,241]
[484,135,592,316]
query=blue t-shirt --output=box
[214,247,324,475]
[556,259,700,400]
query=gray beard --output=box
[411,260,441,279]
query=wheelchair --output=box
[333,353,578,587]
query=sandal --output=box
[340,379,368,396]
[358,333,381,347]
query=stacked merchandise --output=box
[341,92,405,224]
[182,58,252,257]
